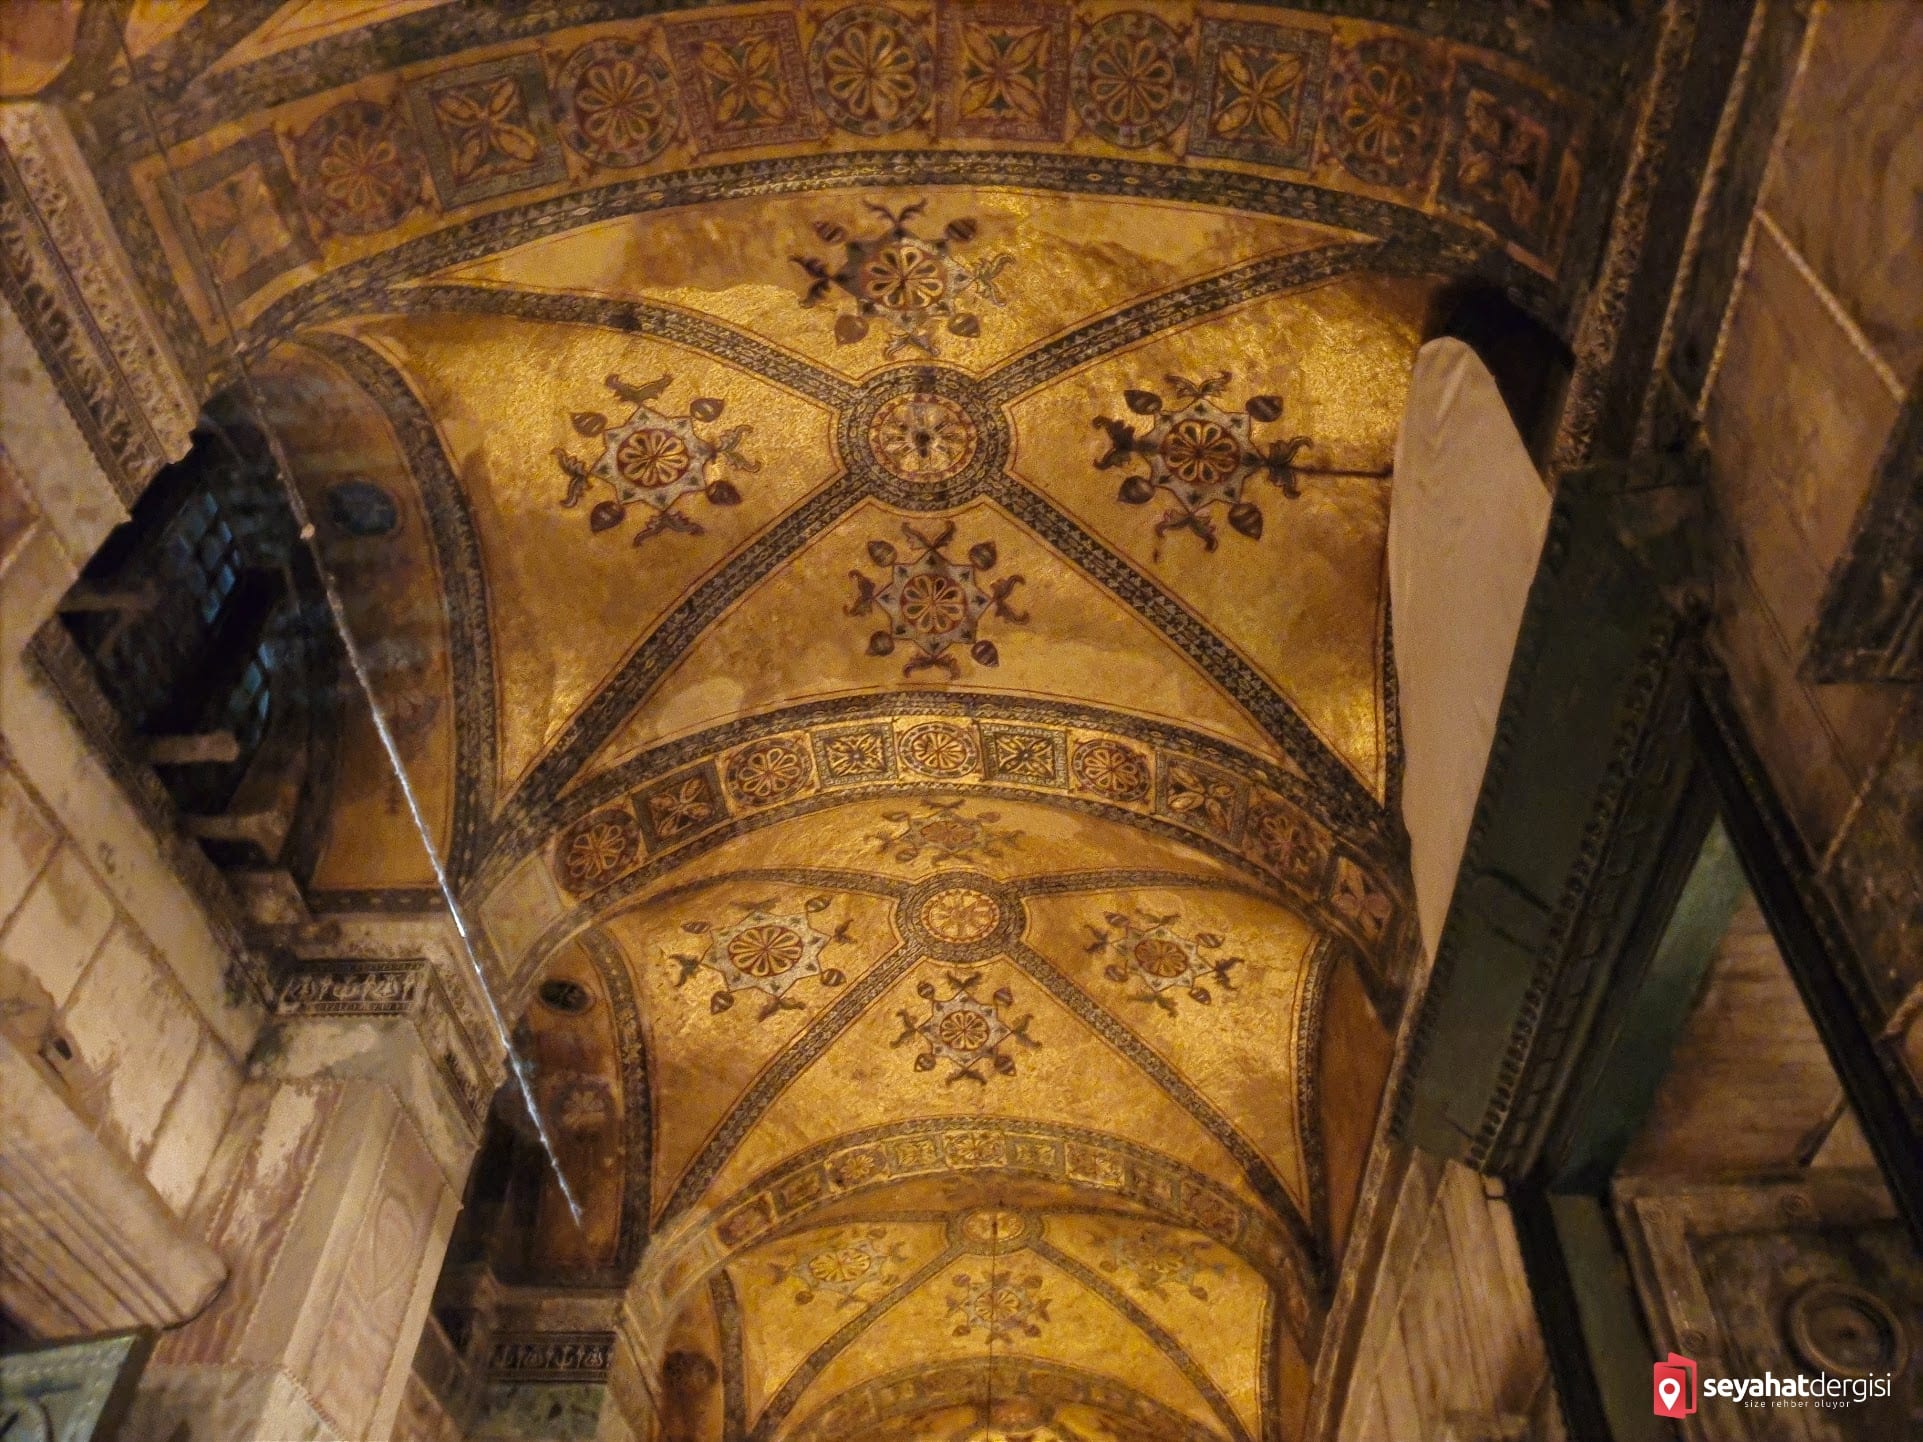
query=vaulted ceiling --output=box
[58,1,1651,1436]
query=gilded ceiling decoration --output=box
[551,371,759,545]
[848,524,1027,677]
[43,2,1657,1436]
[1092,370,1313,553]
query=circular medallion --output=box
[1161,416,1243,488]
[920,886,1003,944]
[1070,738,1151,802]
[1132,936,1191,978]
[900,722,980,776]
[808,1246,875,1284]
[868,392,980,483]
[537,978,594,1014]
[292,99,424,237]
[808,5,935,137]
[845,366,1009,509]
[726,924,806,979]
[558,805,642,894]
[555,37,680,169]
[1324,37,1441,190]
[1786,1282,1912,1379]
[861,241,949,311]
[896,871,1025,963]
[615,427,692,488]
[1070,12,1193,149]
[954,1206,1038,1253]
[725,738,813,806]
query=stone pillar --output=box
[124,966,487,1442]
[0,1030,226,1333]
[73,923,495,1442]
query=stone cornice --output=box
[0,101,196,503]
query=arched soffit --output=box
[783,1357,1239,1442]
[506,796,1369,1325]
[243,341,479,885]
[730,1206,1273,1441]
[80,0,1639,365]
[478,705,1408,1004]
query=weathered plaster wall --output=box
[0,396,260,1284]
[1335,1156,1565,1442]
[1694,0,1922,1086]
[0,740,251,1216]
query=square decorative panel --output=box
[890,1135,943,1172]
[168,136,313,300]
[772,1167,827,1214]
[1438,62,1575,254]
[633,761,727,849]
[812,723,896,786]
[1154,752,1246,842]
[938,1,1071,142]
[1329,851,1397,949]
[665,12,821,151]
[1245,790,1332,894]
[1188,18,1329,169]
[981,724,1065,786]
[407,52,566,207]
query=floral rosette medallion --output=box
[552,372,759,545]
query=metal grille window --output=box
[57,417,312,826]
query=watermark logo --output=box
[1654,1353,1698,1418]
[1652,1350,1897,1416]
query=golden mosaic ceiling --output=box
[51,1,1641,1436]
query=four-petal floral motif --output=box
[183,164,298,287]
[1192,20,1326,166]
[1213,45,1305,147]
[650,776,717,838]
[433,76,544,183]
[1458,88,1550,235]
[697,36,790,127]
[958,22,1050,125]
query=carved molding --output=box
[274,958,425,1016]
[272,938,495,1134]
[0,101,196,503]
[1551,0,1703,471]
[1615,1171,1919,1441]
[486,1331,616,1382]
